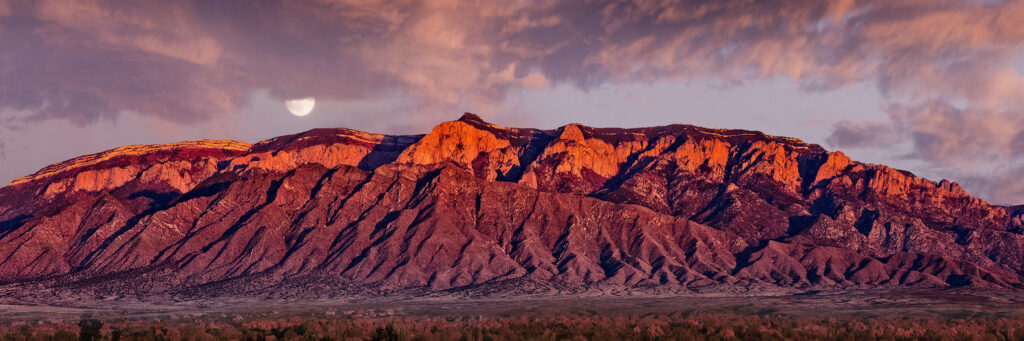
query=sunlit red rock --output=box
[9,140,250,197]
[0,113,1022,296]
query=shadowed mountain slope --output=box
[1,113,1022,296]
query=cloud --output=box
[826,101,1024,203]
[0,0,246,124]
[2,0,1024,202]
[3,0,1022,122]
[887,101,1024,164]
[826,120,900,149]
[958,163,1024,206]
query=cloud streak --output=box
[2,0,1024,202]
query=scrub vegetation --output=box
[1,312,1023,340]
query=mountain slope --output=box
[1,113,1022,297]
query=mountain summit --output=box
[1,114,1022,297]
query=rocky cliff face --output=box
[1,113,1022,297]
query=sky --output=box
[1,0,1023,205]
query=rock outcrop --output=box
[9,140,251,196]
[0,113,1022,297]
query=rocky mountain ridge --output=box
[1,113,1022,297]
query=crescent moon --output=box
[285,97,315,117]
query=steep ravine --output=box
[0,113,1022,297]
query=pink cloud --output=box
[1,0,1024,201]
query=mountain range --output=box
[1,113,1023,297]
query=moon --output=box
[285,97,315,117]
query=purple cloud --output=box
[826,120,900,149]
[1,0,1024,202]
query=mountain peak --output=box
[453,112,514,136]
[2,114,1022,295]
[396,114,516,175]
[558,123,587,142]
[458,112,486,124]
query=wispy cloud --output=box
[2,0,1024,202]
[826,120,900,149]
